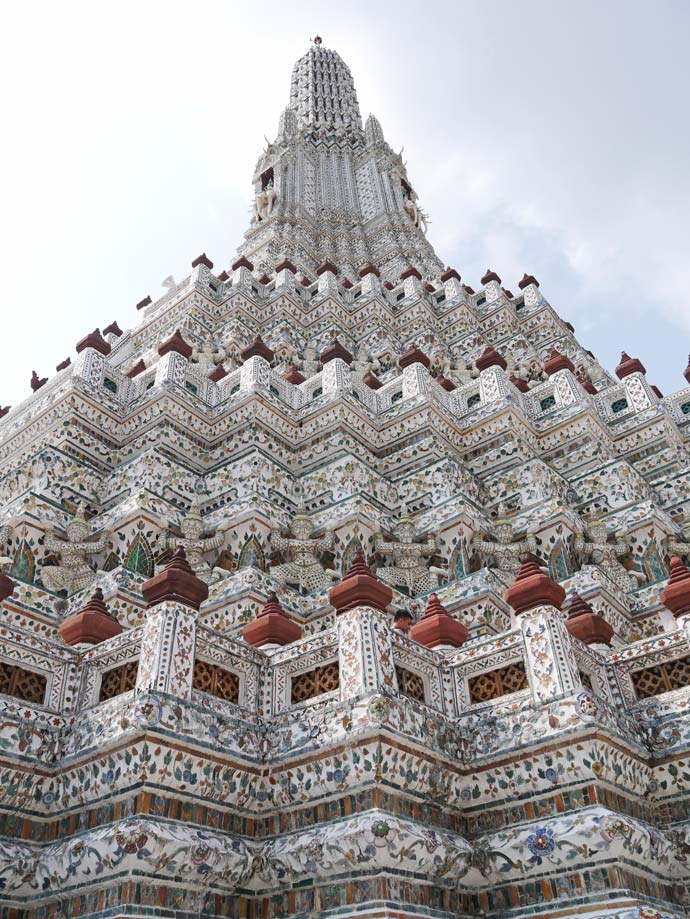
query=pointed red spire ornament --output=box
[509,374,529,393]
[243,591,303,648]
[158,329,193,359]
[565,592,613,646]
[440,268,461,283]
[191,253,213,269]
[660,556,690,620]
[437,374,456,392]
[316,260,339,276]
[284,366,306,384]
[241,335,274,362]
[518,273,539,289]
[328,550,393,615]
[141,548,209,611]
[76,329,111,356]
[30,371,47,391]
[102,321,123,338]
[275,259,298,274]
[56,357,71,372]
[410,593,468,649]
[475,346,507,372]
[127,360,146,379]
[359,263,380,278]
[615,351,646,379]
[363,371,383,390]
[398,343,430,370]
[683,355,690,385]
[136,295,152,310]
[208,364,228,382]
[504,553,566,616]
[232,256,254,272]
[320,339,353,365]
[481,268,501,285]
[58,587,123,646]
[400,265,422,281]
[543,349,574,376]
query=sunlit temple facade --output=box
[2,37,690,919]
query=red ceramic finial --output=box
[244,591,303,647]
[191,253,213,269]
[316,260,339,276]
[661,556,690,619]
[240,335,275,362]
[320,339,353,365]
[328,550,393,615]
[398,343,431,370]
[275,259,298,274]
[232,256,254,272]
[58,587,123,646]
[683,355,690,385]
[510,374,529,393]
[410,593,468,648]
[504,553,566,616]
[31,371,48,392]
[437,374,456,392]
[76,329,111,356]
[440,268,461,283]
[400,266,422,281]
[475,346,507,372]
[141,548,209,611]
[565,592,614,646]
[518,273,539,290]
[359,263,381,279]
[284,366,306,384]
[208,364,228,382]
[615,352,646,379]
[543,349,575,376]
[481,268,501,285]
[158,329,193,359]
[363,370,383,390]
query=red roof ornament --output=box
[316,260,339,276]
[103,321,123,337]
[240,335,274,362]
[363,370,383,390]
[342,278,354,290]
[243,591,303,647]
[398,343,431,370]
[58,587,123,646]
[437,374,456,391]
[192,253,213,270]
[284,366,306,384]
[136,295,152,310]
[0,406,10,418]
[660,556,690,619]
[127,360,146,379]
[258,274,271,285]
[518,273,539,290]
[320,339,353,365]
[217,270,230,282]
[463,284,476,295]
[481,268,501,286]
[141,548,209,611]
[510,374,529,393]
[440,268,461,283]
[300,276,312,287]
[56,357,71,372]
[475,346,507,372]
[544,349,575,376]
[410,593,468,649]
[503,289,514,299]
[684,355,690,385]
[358,263,380,279]
[208,364,228,382]
[565,592,613,646]
[615,351,646,379]
[76,329,111,356]
[504,553,566,616]
[577,375,597,395]
[329,550,393,615]
[400,266,422,281]
[231,256,254,272]
[424,282,436,293]
[30,371,47,392]
[158,329,193,359]
[383,281,395,290]
[275,259,298,274]
[651,385,663,398]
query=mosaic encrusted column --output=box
[72,346,106,389]
[479,365,511,404]
[135,600,198,699]
[240,355,271,392]
[337,607,396,699]
[520,605,582,705]
[155,350,189,388]
[322,357,352,396]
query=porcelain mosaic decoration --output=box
[1,36,690,919]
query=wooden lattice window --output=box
[396,665,425,702]
[631,655,690,699]
[291,660,339,704]
[468,661,528,704]
[99,661,138,702]
[0,660,47,705]
[193,659,239,704]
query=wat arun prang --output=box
[2,36,690,919]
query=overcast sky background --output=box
[2,0,689,407]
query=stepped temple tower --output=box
[3,36,690,919]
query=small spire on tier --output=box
[615,351,646,379]
[544,349,574,375]
[475,346,507,372]
[329,550,392,614]
[504,553,566,616]
[244,591,303,648]
[661,556,690,619]
[565,592,613,646]
[58,587,123,646]
[142,548,209,610]
[409,593,467,649]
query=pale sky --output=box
[2,0,689,407]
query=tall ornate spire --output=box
[239,39,442,282]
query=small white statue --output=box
[160,497,225,583]
[271,506,337,593]
[472,506,538,576]
[667,515,690,561]
[40,505,111,595]
[254,179,277,222]
[374,508,444,595]
[191,339,226,373]
[574,517,645,592]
